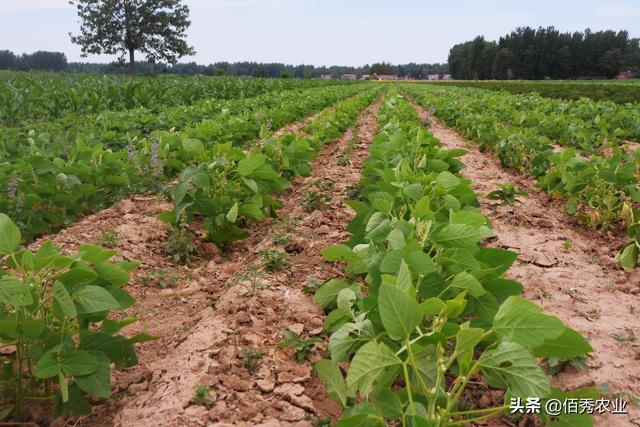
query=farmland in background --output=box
[0,73,638,426]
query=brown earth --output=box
[411,102,640,427]
[27,99,381,426]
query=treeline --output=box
[0,50,447,78]
[0,51,68,72]
[448,27,640,80]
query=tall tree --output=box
[70,0,195,74]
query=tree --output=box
[19,51,68,71]
[370,62,397,76]
[70,0,195,74]
[0,50,17,69]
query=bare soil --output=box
[412,104,640,427]
[28,100,381,426]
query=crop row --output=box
[411,85,640,150]
[0,71,354,127]
[406,85,640,269]
[423,80,640,105]
[163,87,382,248]
[1,84,370,242]
[313,92,594,426]
[0,86,381,421]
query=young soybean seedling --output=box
[487,183,527,206]
[279,331,319,362]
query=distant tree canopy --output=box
[370,62,397,75]
[0,50,67,71]
[69,0,195,74]
[0,52,448,79]
[449,27,640,80]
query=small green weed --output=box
[279,331,319,362]
[259,249,291,272]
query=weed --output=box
[279,331,319,362]
[337,156,351,166]
[585,308,601,320]
[345,184,362,200]
[546,355,589,375]
[302,189,331,212]
[612,331,635,345]
[272,232,291,246]
[191,384,214,407]
[232,264,268,296]
[628,304,636,315]
[304,416,332,427]
[164,228,198,265]
[562,239,573,250]
[302,276,322,295]
[140,268,178,288]
[259,249,291,272]
[97,230,120,247]
[314,179,335,191]
[535,288,552,300]
[487,183,527,206]
[241,348,264,373]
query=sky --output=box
[1,0,639,66]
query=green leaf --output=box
[35,352,60,379]
[378,283,422,340]
[78,245,117,264]
[617,242,638,270]
[420,298,445,316]
[315,359,349,407]
[181,138,204,155]
[74,285,121,314]
[93,263,129,287]
[493,297,565,348]
[386,229,406,250]
[431,224,481,249]
[0,277,33,307]
[346,341,401,396]
[534,328,593,359]
[61,350,99,376]
[371,388,403,420]
[396,260,412,292]
[0,213,21,254]
[480,341,550,398]
[455,327,484,353]
[53,280,78,318]
[57,269,98,289]
[314,279,351,309]
[449,272,485,297]
[322,244,359,261]
[436,171,460,189]
[226,202,239,223]
[21,319,45,338]
[74,352,110,398]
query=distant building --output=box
[427,74,440,80]
[616,71,639,79]
[341,74,357,80]
[361,74,370,80]
[321,74,333,80]
[377,75,397,81]
[442,74,452,80]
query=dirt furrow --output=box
[65,99,381,426]
[411,104,640,427]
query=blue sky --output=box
[1,0,639,66]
